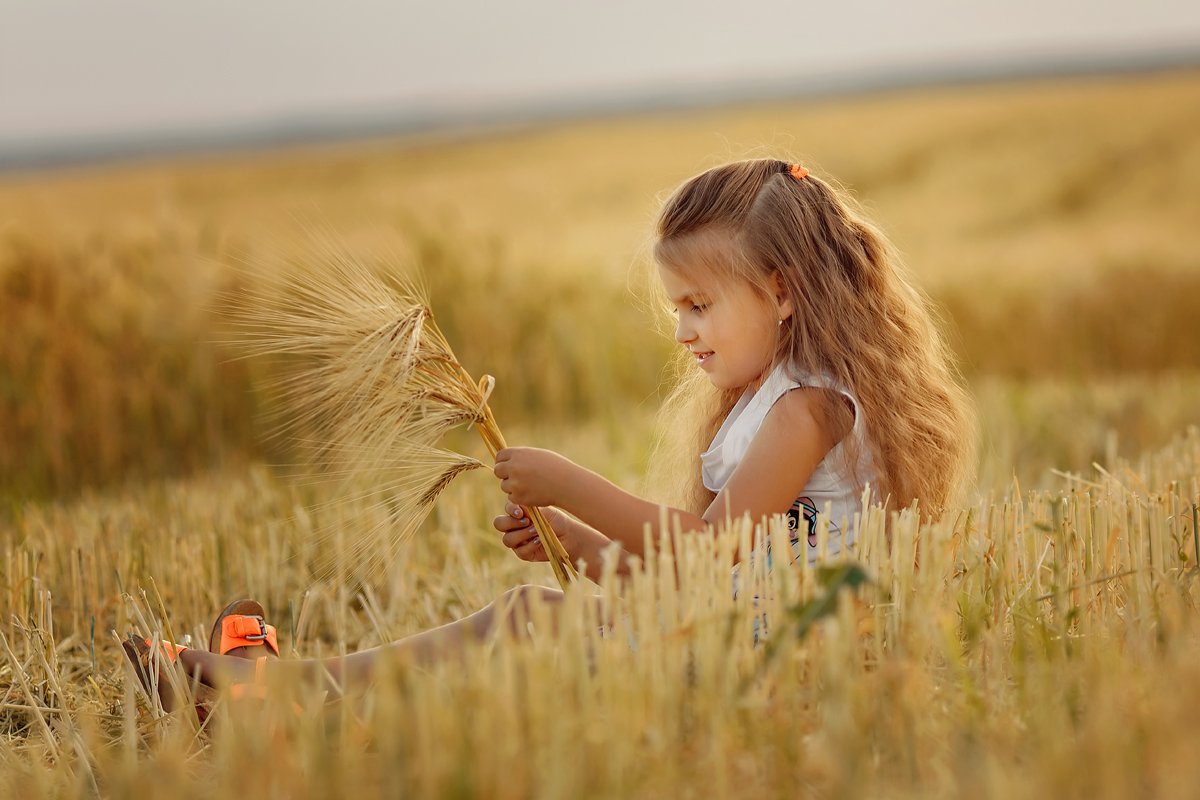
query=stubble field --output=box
[2,69,1200,798]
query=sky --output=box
[3,0,1200,157]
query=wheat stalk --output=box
[236,244,578,588]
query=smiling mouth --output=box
[693,351,714,364]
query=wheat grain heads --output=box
[233,245,577,587]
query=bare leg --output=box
[178,584,604,693]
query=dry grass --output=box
[0,428,1197,798]
[1,69,1199,797]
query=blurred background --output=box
[3,0,1200,504]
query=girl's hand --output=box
[493,447,574,508]
[492,502,568,563]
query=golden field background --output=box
[1,70,1199,798]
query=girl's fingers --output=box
[516,538,546,562]
[495,512,535,536]
[496,503,542,561]
[501,529,538,550]
[493,514,523,533]
[502,526,544,561]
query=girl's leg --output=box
[329,583,571,684]
[178,584,600,692]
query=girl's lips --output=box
[694,351,714,366]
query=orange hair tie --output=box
[789,163,809,181]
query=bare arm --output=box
[495,387,846,560]
[699,387,843,533]
[548,466,704,558]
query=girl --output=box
[124,158,974,699]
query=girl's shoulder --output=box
[703,363,857,492]
[754,364,857,414]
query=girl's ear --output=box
[771,271,794,321]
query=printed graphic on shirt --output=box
[787,496,819,547]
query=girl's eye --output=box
[670,301,709,316]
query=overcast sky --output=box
[3,0,1199,152]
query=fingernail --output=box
[515,507,525,518]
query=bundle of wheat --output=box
[236,244,577,588]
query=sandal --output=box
[196,599,308,713]
[208,598,281,660]
[208,598,280,702]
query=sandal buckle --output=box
[243,615,268,642]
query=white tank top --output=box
[701,362,875,564]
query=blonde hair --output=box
[649,159,975,518]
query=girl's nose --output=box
[674,317,695,344]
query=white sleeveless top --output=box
[701,363,875,565]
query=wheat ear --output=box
[235,244,577,588]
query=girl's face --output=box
[658,264,791,392]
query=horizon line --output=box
[3,46,1198,177]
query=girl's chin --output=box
[704,369,764,392]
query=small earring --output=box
[777,319,784,326]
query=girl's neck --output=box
[741,367,772,395]
[742,359,788,395]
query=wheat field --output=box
[2,69,1200,798]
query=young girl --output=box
[124,158,974,698]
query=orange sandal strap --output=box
[142,638,188,663]
[218,615,279,656]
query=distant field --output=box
[2,70,1199,799]
[4,68,1199,285]
[3,68,1199,499]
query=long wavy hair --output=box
[649,159,975,518]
